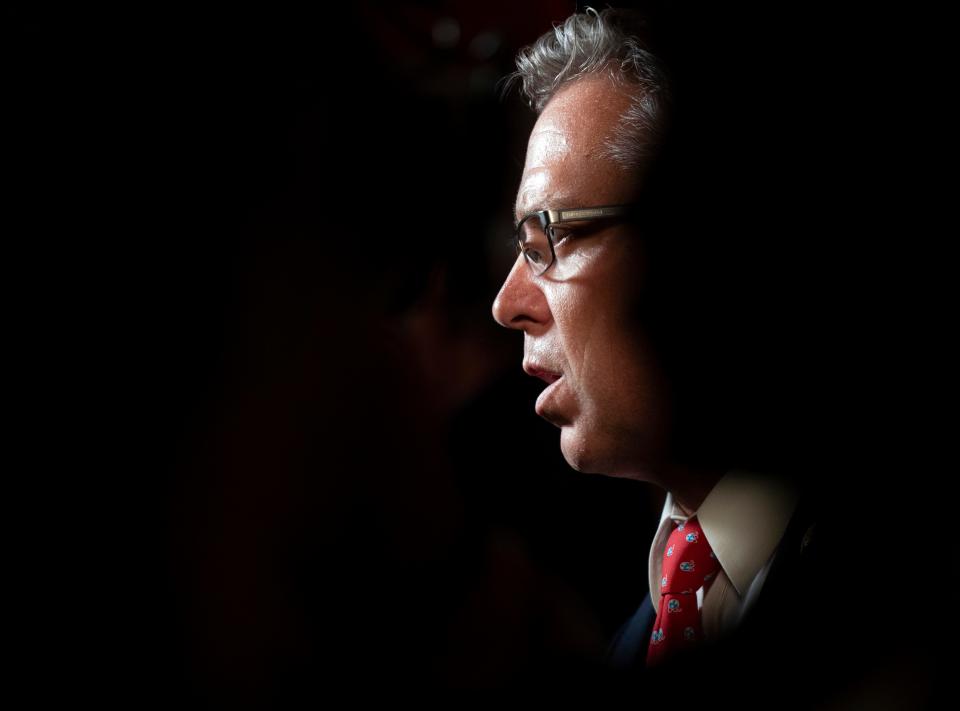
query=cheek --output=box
[546,242,650,401]
[549,292,597,391]
[558,285,653,412]
[548,303,625,414]
[587,339,652,421]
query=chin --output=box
[560,427,606,474]
[560,426,649,478]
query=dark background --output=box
[9,2,947,705]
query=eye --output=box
[523,246,547,264]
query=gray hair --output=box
[497,5,671,171]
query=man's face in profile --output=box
[493,74,671,479]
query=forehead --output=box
[516,74,639,220]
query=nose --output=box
[491,254,551,331]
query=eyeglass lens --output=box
[517,214,554,275]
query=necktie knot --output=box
[660,515,721,595]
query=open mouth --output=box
[528,367,562,385]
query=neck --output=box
[666,466,725,515]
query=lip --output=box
[523,362,563,384]
[534,376,564,421]
[523,361,567,424]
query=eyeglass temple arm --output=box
[545,204,638,224]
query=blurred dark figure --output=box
[166,118,609,702]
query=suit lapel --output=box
[604,593,657,671]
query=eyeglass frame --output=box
[513,203,646,276]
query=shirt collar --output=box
[651,469,800,597]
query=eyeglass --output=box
[513,203,644,276]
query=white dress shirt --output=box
[648,469,800,642]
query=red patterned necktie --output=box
[646,514,722,669]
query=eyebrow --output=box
[514,195,578,226]
[513,197,527,226]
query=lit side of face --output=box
[492,74,672,478]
